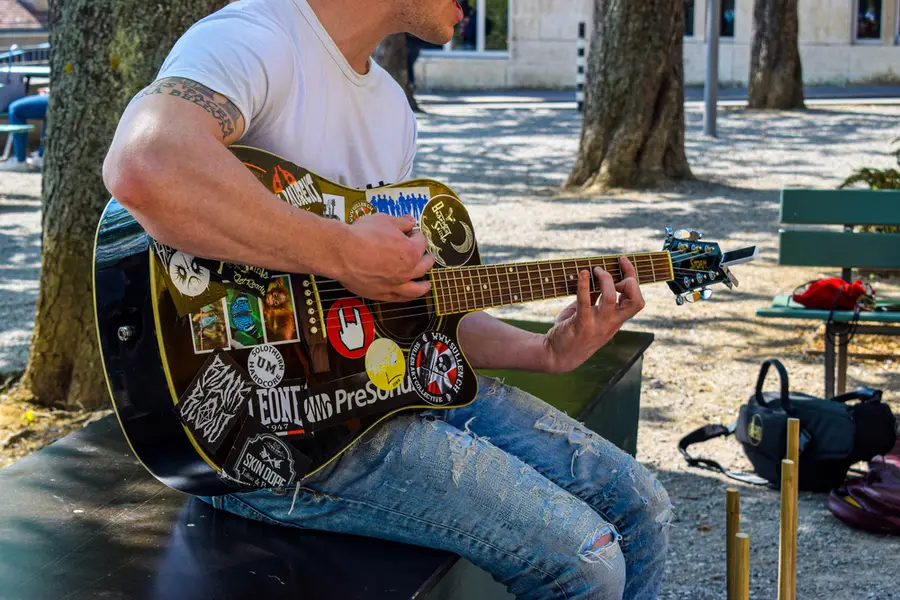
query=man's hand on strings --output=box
[337,213,434,302]
[542,256,645,373]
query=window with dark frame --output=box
[685,0,695,37]
[450,0,508,52]
[855,0,883,40]
[720,0,736,37]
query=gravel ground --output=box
[1,102,899,597]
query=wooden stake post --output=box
[777,458,798,600]
[734,533,750,600]
[726,489,741,599]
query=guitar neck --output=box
[431,252,674,316]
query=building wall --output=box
[417,0,900,90]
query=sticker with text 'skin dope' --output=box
[408,331,464,406]
[177,352,253,454]
[222,417,311,490]
[366,187,430,227]
[365,338,405,391]
[420,195,476,267]
[325,298,376,359]
[301,371,415,432]
[247,344,285,389]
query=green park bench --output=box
[756,189,900,397]
[0,321,652,600]
[0,123,34,161]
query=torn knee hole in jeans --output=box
[447,417,487,487]
[535,411,603,478]
[578,523,621,568]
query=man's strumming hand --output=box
[542,256,645,373]
[337,213,434,302]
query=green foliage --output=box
[840,138,900,233]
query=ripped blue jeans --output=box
[202,375,672,599]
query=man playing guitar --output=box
[103,1,671,597]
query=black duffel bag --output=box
[679,359,896,492]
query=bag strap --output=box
[677,423,769,486]
[831,387,882,404]
[755,358,791,411]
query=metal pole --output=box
[704,0,720,137]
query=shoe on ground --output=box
[0,159,34,172]
[26,154,42,169]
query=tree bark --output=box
[379,33,420,112]
[567,0,692,189]
[17,0,225,409]
[747,0,804,109]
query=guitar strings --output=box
[307,252,712,310]
[306,250,716,309]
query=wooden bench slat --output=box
[781,189,900,226]
[756,295,900,323]
[779,230,900,269]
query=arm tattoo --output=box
[132,77,243,140]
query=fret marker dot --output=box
[466,286,471,292]
[508,268,514,273]
[544,277,549,283]
[513,295,518,301]
[482,284,488,290]
[569,275,574,280]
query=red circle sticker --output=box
[325,298,376,359]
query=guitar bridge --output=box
[300,275,329,373]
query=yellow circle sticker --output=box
[365,338,405,391]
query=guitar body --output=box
[95,146,479,495]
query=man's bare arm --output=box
[104,77,432,301]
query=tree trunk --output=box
[747,0,804,109]
[379,33,420,112]
[17,0,225,409]
[567,0,692,189]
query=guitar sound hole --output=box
[370,296,435,346]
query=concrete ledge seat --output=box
[0,323,652,600]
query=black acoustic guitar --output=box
[94,146,757,496]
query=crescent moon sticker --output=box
[450,221,474,254]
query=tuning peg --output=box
[695,231,703,240]
[675,295,685,306]
[700,288,713,301]
[721,266,739,289]
[695,273,704,283]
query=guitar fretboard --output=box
[430,252,673,316]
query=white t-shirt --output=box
[156,0,417,190]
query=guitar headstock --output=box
[663,228,758,305]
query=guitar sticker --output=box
[262,275,300,345]
[300,371,415,432]
[247,345,285,389]
[177,352,253,454]
[221,417,311,489]
[190,298,230,354]
[226,289,265,348]
[168,251,210,297]
[420,195,476,267]
[366,187,430,227]
[348,200,375,224]
[322,193,346,222]
[408,331,464,406]
[325,298,376,359]
[365,338,405,391]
